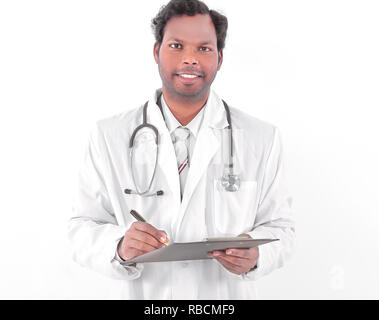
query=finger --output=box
[126,238,159,253]
[225,248,251,259]
[210,250,250,259]
[225,249,258,269]
[215,257,245,275]
[132,222,168,244]
[124,248,145,260]
[237,233,251,239]
[219,256,249,274]
[217,253,250,268]
[128,229,165,249]
[158,230,170,245]
[210,250,226,257]
[210,250,256,271]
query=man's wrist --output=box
[116,237,126,262]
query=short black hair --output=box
[151,0,228,52]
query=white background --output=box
[0,0,378,299]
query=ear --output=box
[217,50,223,71]
[153,42,160,64]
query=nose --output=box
[183,58,198,65]
[181,48,199,65]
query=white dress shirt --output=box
[160,94,206,169]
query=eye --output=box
[169,43,182,49]
[200,47,211,52]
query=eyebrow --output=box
[167,37,214,46]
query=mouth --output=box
[176,72,202,78]
[175,72,203,85]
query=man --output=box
[68,0,295,299]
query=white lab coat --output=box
[68,88,295,299]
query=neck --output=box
[162,87,209,126]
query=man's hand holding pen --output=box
[118,221,169,261]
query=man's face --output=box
[154,14,223,100]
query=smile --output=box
[177,73,201,78]
[179,74,198,78]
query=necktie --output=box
[172,126,190,199]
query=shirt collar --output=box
[160,94,206,138]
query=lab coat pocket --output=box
[213,180,258,235]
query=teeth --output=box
[180,74,198,79]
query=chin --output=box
[176,85,210,97]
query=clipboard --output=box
[122,237,278,265]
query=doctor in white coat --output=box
[68,0,295,300]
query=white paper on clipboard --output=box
[122,237,278,265]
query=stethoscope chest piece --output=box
[221,173,241,192]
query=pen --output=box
[129,209,169,246]
[130,209,146,223]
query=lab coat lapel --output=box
[175,90,229,237]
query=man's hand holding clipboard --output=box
[207,233,259,274]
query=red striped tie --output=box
[172,127,190,199]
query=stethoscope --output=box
[124,92,240,197]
